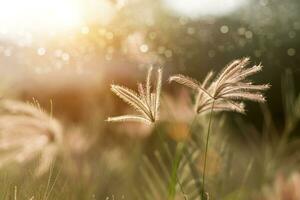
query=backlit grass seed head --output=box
[0,99,63,175]
[169,58,270,114]
[107,67,162,125]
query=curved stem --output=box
[202,100,215,200]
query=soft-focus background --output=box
[0,0,299,199]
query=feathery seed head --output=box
[107,67,163,125]
[169,58,270,114]
[0,99,63,176]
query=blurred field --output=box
[0,0,299,199]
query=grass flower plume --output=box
[169,57,270,114]
[169,57,270,199]
[0,99,63,175]
[107,67,162,125]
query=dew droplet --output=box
[287,48,296,56]
[37,48,46,56]
[220,25,229,34]
[245,31,253,39]
[140,44,149,53]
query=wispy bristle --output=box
[150,93,156,121]
[233,64,263,82]
[0,99,63,176]
[138,83,147,104]
[111,85,150,117]
[222,92,266,102]
[202,71,214,88]
[169,74,200,91]
[215,58,249,86]
[146,66,153,106]
[155,68,162,119]
[169,74,213,99]
[107,115,152,124]
[169,58,269,115]
[107,67,163,125]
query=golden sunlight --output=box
[0,0,83,35]
[162,0,248,18]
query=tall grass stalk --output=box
[202,100,215,200]
[168,142,184,200]
[156,123,186,200]
[166,116,198,200]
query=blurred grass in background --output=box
[0,0,299,199]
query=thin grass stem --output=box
[202,100,215,200]
[164,117,198,200]
[168,142,184,200]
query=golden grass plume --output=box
[0,99,63,175]
[107,66,162,125]
[169,57,270,114]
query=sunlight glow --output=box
[162,0,248,18]
[0,0,83,35]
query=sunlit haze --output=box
[163,0,248,18]
[0,0,84,38]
